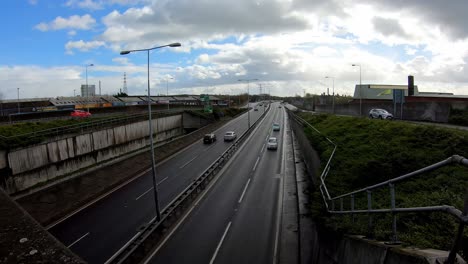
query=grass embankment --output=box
[300,113,468,250]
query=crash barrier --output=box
[288,110,468,264]
[106,104,271,264]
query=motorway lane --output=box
[148,103,286,264]
[48,103,265,264]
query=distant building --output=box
[81,84,96,97]
[353,84,419,100]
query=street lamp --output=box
[85,63,94,113]
[325,76,335,114]
[17,88,20,113]
[238,78,258,128]
[352,64,362,116]
[120,42,181,221]
[166,77,174,111]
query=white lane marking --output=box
[179,155,199,169]
[135,187,153,201]
[67,232,90,248]
[273,175,284,263]
[253,157,260,171]
[238,178,251,204]
[209,221,232,264]
[135,177,169,200]
[261,143,266,153]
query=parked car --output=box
[70,110,91,118]
[369,109,393,120]
[203,133,216,144]
[224,131,237,141]
[272,123,280,131]
[267,137,278,150]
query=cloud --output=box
[29,0,38,5]
[65,40,106,53]
[101,1,310,48]
[112,57,132,65]
[35,14,96,31]
[372,17,409,38]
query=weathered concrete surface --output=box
[16,117,233,226]
[5,114,183,194]
[0,188,84,264]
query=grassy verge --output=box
[300,113,468,251]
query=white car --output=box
[272,123,280,131]
[224,131,237,141]
[369,109,393,120]
[267,137,278,150]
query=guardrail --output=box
[288,111,468,264]
[106,104,271,264]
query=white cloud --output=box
[29,0,38,5]
[112,57,131,65]
[35,14,96,31]
[65,40,106,53]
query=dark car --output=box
[203,133,216,144]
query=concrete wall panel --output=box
[0,150,8,170]
[92,129,114,150]
[9,145,49,174]
[74,134,93,156]
[113,126,127,145]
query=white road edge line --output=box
[135,187,153,201]
[47,110,248,230]
[104,230,143,264]
[273,108,287,263]
[238,178,251,204]
[252,157,260,171]
[141,105,270,264]
[67,232,90,248]
[209,221,232,264]
[135,177,169,200]
[179,155,199,169]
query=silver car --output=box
[369,109,393,120]
[224,131,237,141]
[267,137,278,150]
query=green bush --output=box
[449,108,468,126]
[300,113,468,250]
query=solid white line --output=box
[67,232,90,248]
[179,155,198,169]
[104,231,142,264]
[238,178,251,204]
[157,176,169,185]
[253,157,260,171]
[135,177,169,200]
[135,187,153,201]
[209,221,232,264]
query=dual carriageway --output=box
[48,102,294,263]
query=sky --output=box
[1,0,468,100]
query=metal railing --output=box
[289,111,468,263]
[0,110,184,145]
[106,104,271,264]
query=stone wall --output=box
[3,114,183,194]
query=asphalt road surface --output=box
[147,103,287,264]
[48,103,266,264]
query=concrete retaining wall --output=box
[3,114,183,194]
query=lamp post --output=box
[17,88,20,113]
[85,63,94,113]
[352,64,362,116]
[238,78,258,128]
[120,42,181,221]
[166,77,174,111]
[325,76,335,114]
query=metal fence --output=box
[0,110,182,145]
[105,105,271,264]
[288,111,468,264]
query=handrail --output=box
[288,110,468,263]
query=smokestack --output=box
[408,75,414,96]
